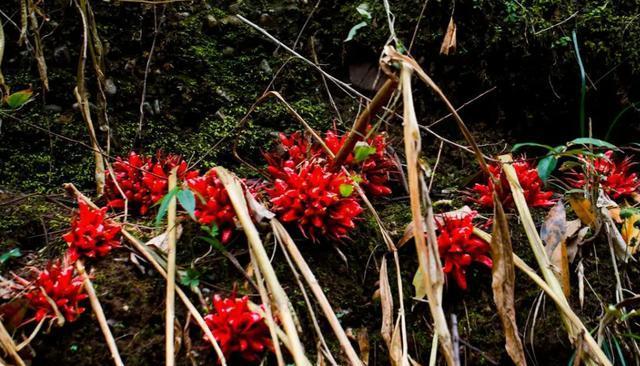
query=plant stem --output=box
[165,167,178,366]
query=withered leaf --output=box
[440,17,457,55]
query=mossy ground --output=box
[1,0,639,365]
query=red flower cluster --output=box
[204,294,273,364]
[471,159,554,208]
[568,150,640,199]
[105,152,197,215]
[187,169,237,244]
[265,129,395,197]
[265,161,363,241]
[437,211,492,290]
[24,262,87,323]
[323,130,395,196]
[63,200,121,262]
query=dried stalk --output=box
[74,0,105,195]
[497,154,611,366]
[331,78,398,169]
[0,320,25,366]
[27,0,48,91]
[76,259,124,366]
[272,220,363,366]
[215,167,311,366]
[0,20,8,96]
[165,167,178,366]
[62,183,227,365]
[248,248,286,366]
[400,64,454,365]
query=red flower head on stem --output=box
[265,160,363,241]
[105,151,197,215]
[265,129,395,197]
[471,158,555,209]
[24,261,88,323]
[568,150,640,199]
[187,169,237,244]
[437,211,492,290]
[323,130,395,196]
[204,294,273,364]
[63,200,122,263]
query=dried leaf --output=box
[621,213,640,254]
[489,192,526,366]
[379,257,394,350]
[412,267,426,300]
[568,195,596,228]
[540,202,570,297]
[356,328,370,365]
[145,225,183,253]
[566,225,589,263]
[439,17,457,55]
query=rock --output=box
[259,13,274,27]
[221,15,242,26]
[259,59,272,74]
[104,78,117,95]
[205,14,218,28]
[222,47,235,56]
[44,104,62,113]
[176,12,190,20]
[229,3,241,13]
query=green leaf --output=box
[568,137,618,150]
[356,3,371,19]
[351,174,363,184]
[339,183,354,197]
[198,236,225,251]
[154,187,180,226]
[353,142,377,163]
[179,268,201,289]
[176,188,196,221]
[0,248,21,264]
[5,89,32,109]
[345,21,368,42]
[620,207,640,219]
[537,155,558,182]
[511,142,555,152]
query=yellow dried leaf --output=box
[621,213,640,254]
[568,196,596,228]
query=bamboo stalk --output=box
[76,259,124,366]
[272,220,363,366]
[215,167,312,366]
[165,167,178,366]
[400,64,454,366]
[63,183,227,365]
[331,78,398,169]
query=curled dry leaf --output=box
[540,201,570,297]
[621,213,640,255]
[440,17,457,55]
[489,192,526,366]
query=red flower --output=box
[437,211,492,290]
[105,152,197,215]
[204,294,273,364]
[568,150,640,199]
[63,200,121,263]
[323,130,395,196]
[265,129,395,197]
[471,159,555,208]
[265,161,363,241]
[187,169,237,244]
[24,261,88,323]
